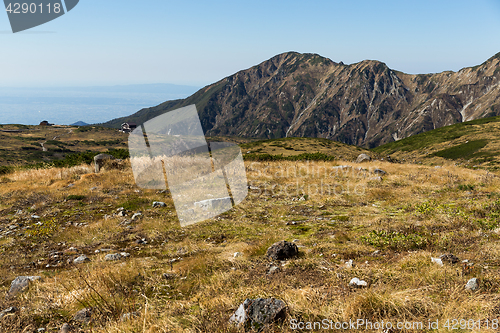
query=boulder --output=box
[93,154,114,173]
[59,323,74,333]
[73,308,92,324]
[356,154,371,163]
[73,255,90,264]
[266,241,298,260]
[440,253,459,264]
[465,278,479,291]
[152,201,166,208]
[229,298,287,331]
[349,277,368,287]
[373,168,387,176]
[8,276,41,297]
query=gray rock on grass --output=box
[229,298,287,331]
[465,278,479,291]
[73,255,90,264]
[73,308,92,324]
[8,276,41,297]
[356,154,371,163]
[266,241,298,260]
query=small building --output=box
[120,122,137,133]
[39,120,53,126]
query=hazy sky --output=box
[1,0,500,87]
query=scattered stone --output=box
[73,255,91,264]
[37,328,46,332]
[104,253,123,261]
[131,212,142,220]
[431,257,443,266]
[0,306,18,319]
[59,323,73,333]
[233,252,242,258]
[373,168,387,176]
[8,276,41,297]
[356,154,371,163]
[73,308,92,324]
[465,278,479,291]
[266,241,299,260]
[152,201,166,208]
[120,252,130,258]
[268,266,280,274]
[94,153,114,173]
[135,238,147,245]
[31,215,40,219]
[229,298,287,331]
[371,250,380,256]
[349,277,368,287]
[345,259,354,268]
[440,253,459,264]
[117,210,127,217]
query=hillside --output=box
[103,52,500,148]
[1,154,500,331]
[0,124,128,167]
[372,115,500,169]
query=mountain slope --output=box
[103,52,500,148]
[372,115,500,169]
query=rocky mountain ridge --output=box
[104,52,500,148]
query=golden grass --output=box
[0,159,500,332]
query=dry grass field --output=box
[0,155,500,332]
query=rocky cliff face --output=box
[104,52,500,148]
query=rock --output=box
[371,250,380,256]
[117,210,127,217]
[73,255,90,264]
[356,154,371,163]
[94,153,114,173]
[440,253,459,264]
[8,276,41,297]
[131,212,142,220]
[268,266,280,274]
[373,168,387,175]
[431,257,443,266]
[135,238,147,245]
[233,252,242,258]
[104,253,123,261]
[0,306,18,319]
[152,201,166,208]
[37,328,46,332]
[345,259,354,268]
[465,278,479,291]
[349,277,368,287]
[120,252,130,257]
[59,323,73,333]
[194,197,232,210]
[229,298,287,331]
[266,241,299,260]
[73,308,92,324]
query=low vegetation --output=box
[0,154,500,332]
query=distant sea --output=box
[0,83,200,125]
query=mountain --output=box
[372,115,500,169]
[70,121,89,126]
[103,52,500,148]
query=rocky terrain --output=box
[104,51,500,148]
[1,150,500,332]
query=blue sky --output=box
[1,0,500,87]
